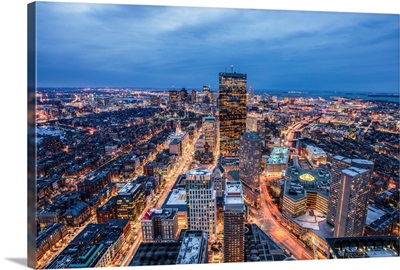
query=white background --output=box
[0,0,398,270]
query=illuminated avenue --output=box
[35,74,399,268]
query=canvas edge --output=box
[28,2,37,269]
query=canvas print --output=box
[27,1,400,269]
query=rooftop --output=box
[141,208,177,221]
[326,236,400,259]
[342,166,369,177]
[176,231,208,264]
[267,146,290,165]
[129,242,181,266]
[333,155,352,164]
[294,209,327,231]
[225,181,245,206]
[307,145,326,155]
[187,169,212,176]
[162,188,188,212]
[311,219,335,240]
[242,132,261,141]
[366,205,386,226]
[352,159,374,165]
[284,166,330,200]
[118,182,140,196]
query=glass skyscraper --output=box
[218,71,247,157]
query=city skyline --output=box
[36,2,399,92]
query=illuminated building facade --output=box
[327,156,352,226]
[180,88,189,102]
[203,85,212,103]
[141,208,179,242]
[186,170,217,238]
[247,86,254,105]
[326,156,374,234]
[305,145,327,166]
[266,146,290,177]
[239,132,262,208]
[333,166,373,237]
[169,90,179,104]
[191,89,198,103]
[218,72,247,156]
[281,166,330,218]
[203,116,217,151]
[246,111,264,138]
[223,181,245,263]
[116,182,146,221]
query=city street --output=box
[249,186,314,260]
[119,128,201,266]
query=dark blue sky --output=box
[36,2,399,92]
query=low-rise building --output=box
[266,146,290,177]
[47,219,131,269]
[162,188,188,230]
[176,230,209,264]
[62,201,91,227]
[281,166,330,218]
[305,145,327,167]
[141,208,179,242]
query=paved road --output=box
[250,186,314,260]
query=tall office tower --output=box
[180,88,189,103]
[203,85,211,103]
[191,89,198,103]
[203,116,217,151]
[327,156,352,226]
[239,132,262,208]
[224,181,246,263]
[219,71,247,156]
[327,156,374,227]
[333,165,373,237]
[186,169,217,239]
[247,86,254,105]
[246,111,265,138]
[169,90,179,104]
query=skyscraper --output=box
[191,89,198,104]
[186,169,217,239]
[203,116,217,151]
[169,90,179,104]
[239,132,262,208]
[247,86,254,106]
[180,88,189,103]
[224,181,245,263]
[327,156,352,226]
[327,156,374,230]
[333,165,373,237]
[203,85,211,104]
[246,111,265,138]
[219,71,247,156]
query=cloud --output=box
[35,2,399,90]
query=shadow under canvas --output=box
[6,258,27,267]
